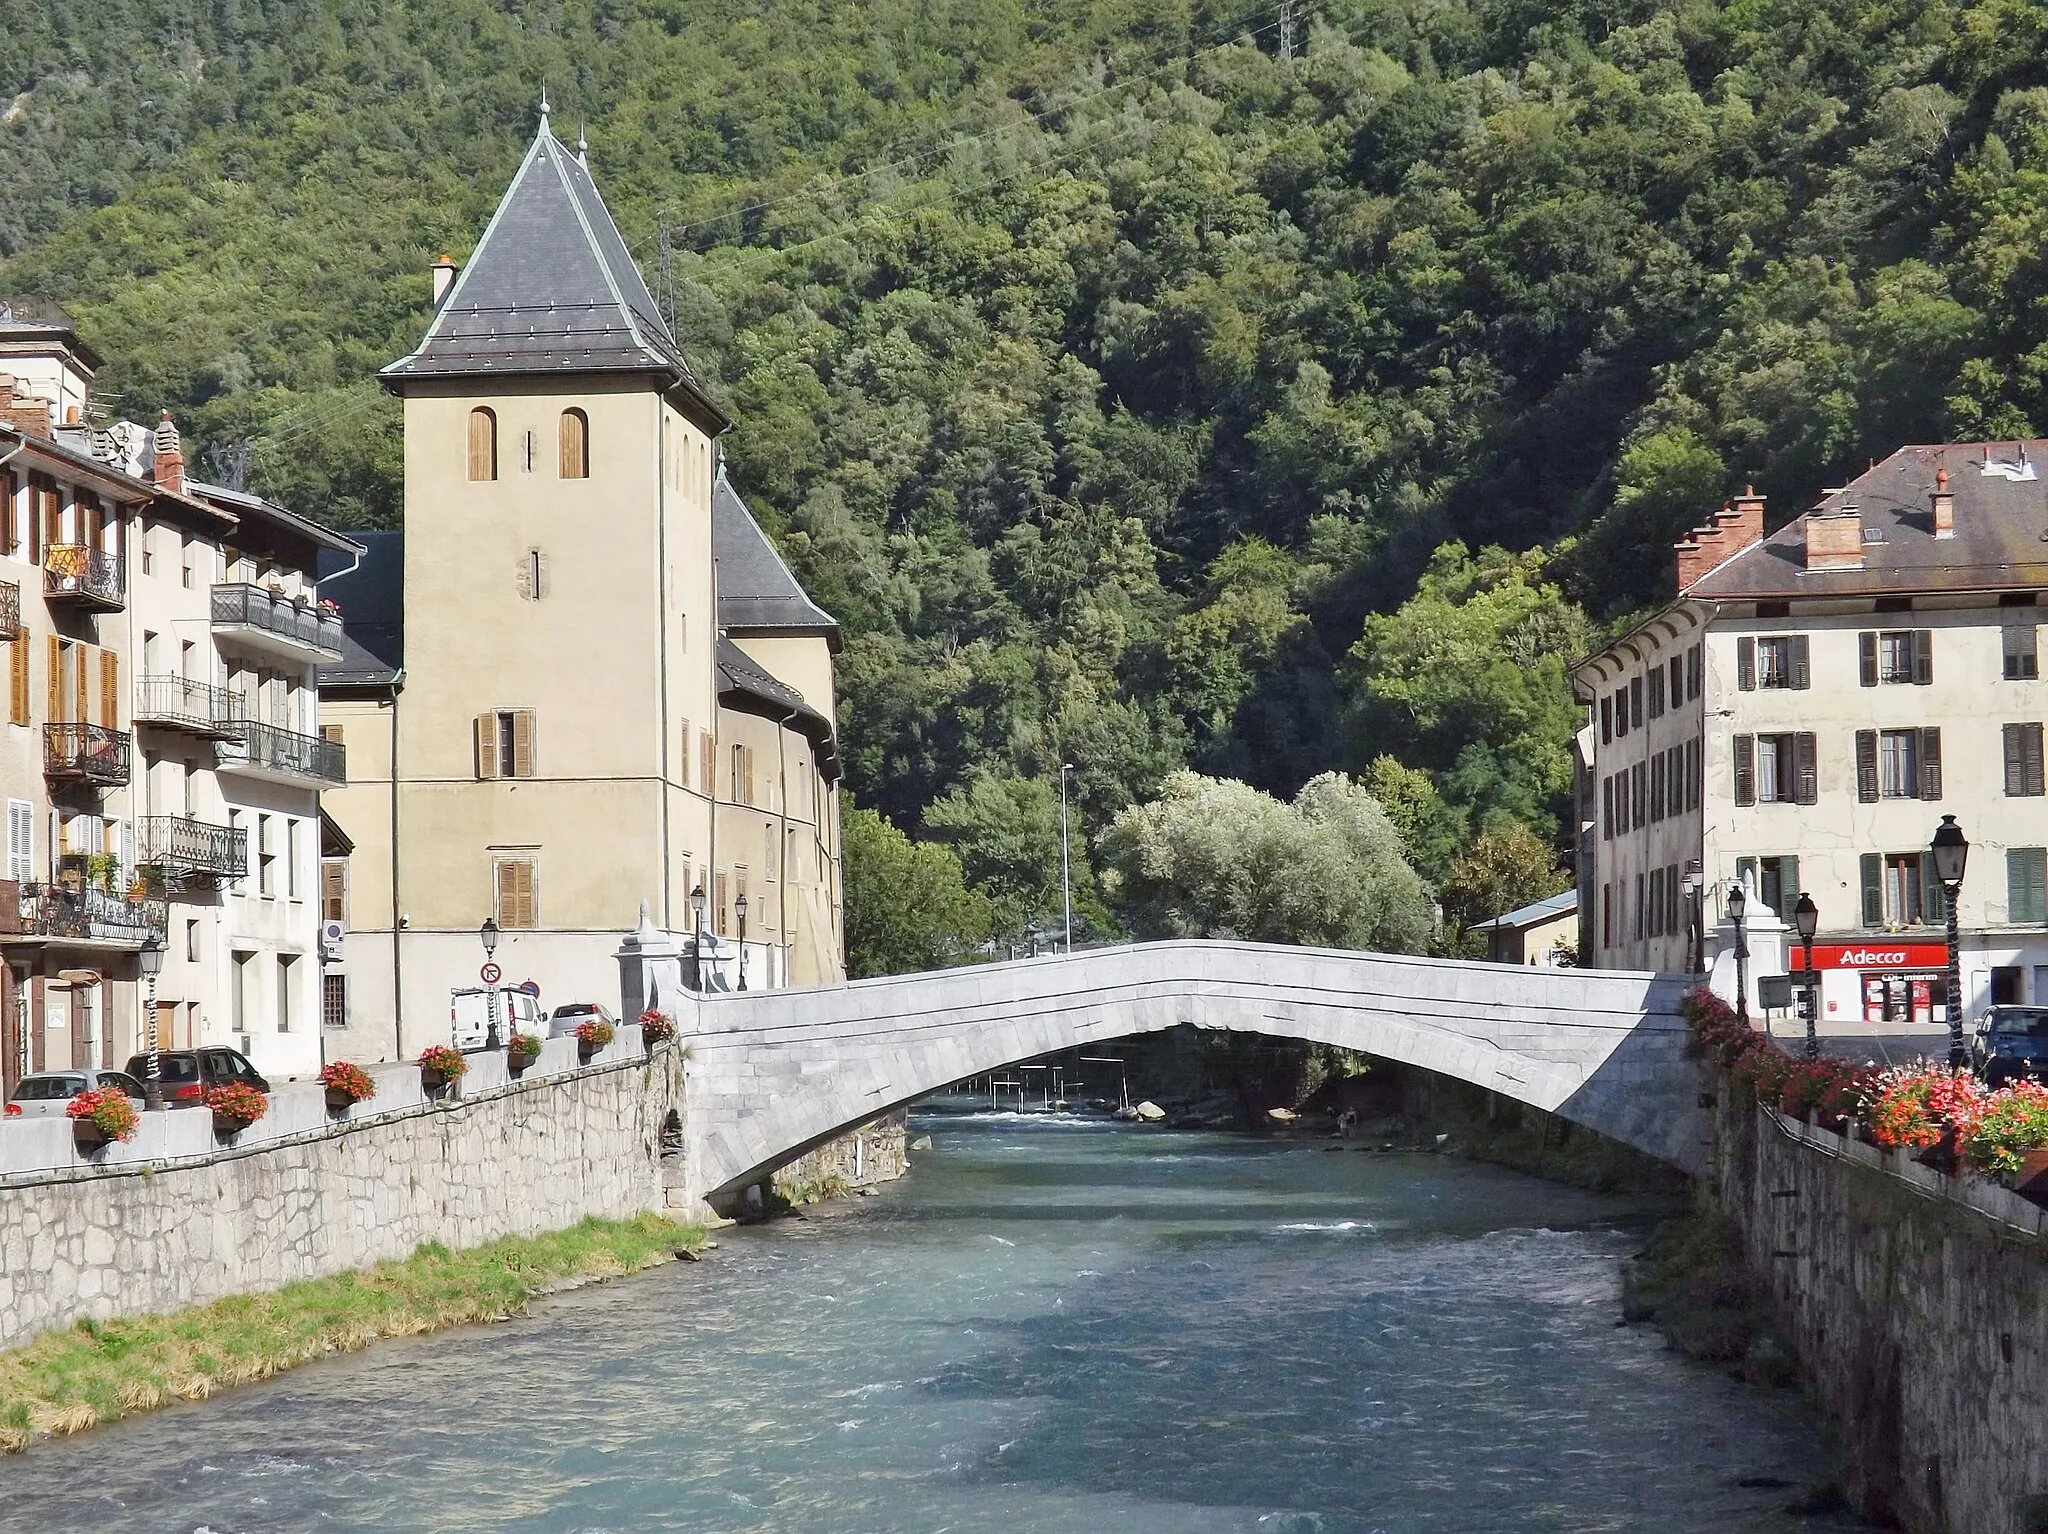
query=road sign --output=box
[480,962,502,985]
[517,979,540,998]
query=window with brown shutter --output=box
[714,870,728,934]
[1794,732,1817,805]
[511,710,535,777]
[73,644,86,726]
[745,746,756,806]
[701,731,715,799]
[8,627,26,725]
[1737,636,1756,690]
[321,859,348,922]
[467,408,497,481]
[2006,723,2046,797]
[679,719,691,790]
[474,714,499,779]
[98,649,117,729]
[1918,726,1942,800]
[46,636,61,722]
[1733,734,1756,805]
[559,409,589,479]
[1856,730,1880,802]
[320,724,344,747]
[494,856,536,929]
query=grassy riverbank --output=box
[0,1213,703,1453]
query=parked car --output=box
[5,1068,147,1118]
[450,987,544,1051]
[1972,1005,2048,1087]
[119,1047,270,1107]
[548,1001,618,1039]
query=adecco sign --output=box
[1809,943,1949,970]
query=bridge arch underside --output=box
[682,941,1706,1205]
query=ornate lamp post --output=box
[479,917,500,1049]
[1793,892,1820,1059]
[139,933,165,1110]
[735,892,750,992]
[1931,815,1970,1068]
[1728,880,1749,1028]
[690,884,707,991]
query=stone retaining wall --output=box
[1716,1099,2048,1534]
[0,1038,683,1350]
[770,1110,909,1205]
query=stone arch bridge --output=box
[673,941,1700,1211]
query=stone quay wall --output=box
[1716,1098,2048,1534]
[771,1110,909,1204]
[0,1036,684,1351]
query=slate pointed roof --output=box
[713,467,840,646]
[383,120,717,408]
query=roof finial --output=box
[539,82,551,132]
[577,122,589,166]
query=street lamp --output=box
[1727,880,1749,1028]
[479,918,501,1049]
[1793,892,1820,1060]
[138,933,165,1110]
[690,884,707,991]
[1680,869,1699,973]
[735,892,750,992]
[1059,761,1076,955]
[1931,815,1970,1068]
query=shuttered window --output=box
[1855,730,1879,802]
[559,409,589,478]
[1918,727,1942,799]
[1861,853,1883,926]
[1630,676,1643,728]
[6,798,31,883]
[2010,849,2048,926]
[8,627,25,725]
[701,731,716,798]
[1599,696,1611,744]
[473,710,536,778]
[2006,724,2046,797]
[494,856,537,929]
[467,408,497,481]
[679,718,691,790]
[1686,737,1701,810]
[1601,776,1613,839]
[46,635,61,722]
[1686,645,1701,700]
[713,870,728,935]
[1734,734,1756,806]
[98,649,117,729]
[321,859,347,922]
[1737,636,1755,690]
[2005,626,2039,680]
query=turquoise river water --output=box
[1,1108,1856,1533]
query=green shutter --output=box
[1923,854,1945,923]
[1861,854,1883,927]
[1777,857,1799,923]
[2009,848,2048,926]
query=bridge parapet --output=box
[675,941,1702,1208]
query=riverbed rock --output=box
[1133,1101,1167,1122]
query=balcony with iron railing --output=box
[137,815,248,886]
[43,722,131,786]
[210,583,343,662]
[13,880,166,944]
[215,718,344,788]
[0,578,18,636]
[133,675,246,740]
[43,545,124,609]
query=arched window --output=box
[559,408,589,479]
[466,408,497,482]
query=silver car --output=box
[6,1068,148,1119]
[548,1001,618,1039]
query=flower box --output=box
[207,1081,268,1139]
[575,1019,615,1060]
[2014,1150,2048,1210]
[507,1034,542,1075]
[65,1087,138,1151]
[418,1044,467,1093]
[319,1060,376,1113]
[71,1118,110,1152]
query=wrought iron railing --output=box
[0,579,18,636]
[210,583,342,654]
[134,674,245,735]
[43,722,131,785]
[137,816,248,881]
[17,881,165,941]
[43,544,124,607]
[216,718,345,785]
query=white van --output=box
[448,987,544,1051]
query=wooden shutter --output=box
[701,732,715,799]
[1918,727,1942,799]
[9,628,26,725]
[1861,853,1883,926]
[2007,724,2025,797]
[559,410,588,479]
[745,746,756,806]
[679,718,691,789]
[467,408,496,481]
[45,636,60,722]
[1737,637,1756,691]
[1686,644,1700,700]
[1777,858,1799,923]
[74,646,86,726]
[1855,730,1879,803]
[1601,776,1613,839]
[1630,676,1643,728]
[1599,697,1611,743]
[1858,632,1877,687]
[474,714,499,779]
[511,710,535,778]
[1923,854,1946,923]
[98,649,117,728]
[1613,687,1628,738]
[1789,635,1810,689]
[321,860,346,922]
[1912,630,1934,685]
[2010,849,2048,926]
[713,870,728,934]
[496,858,535,928]
[1794,732,1817,805]
[2029,725,2046,798]
[1733,734,1756,806]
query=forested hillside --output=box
[6,0,2047,943]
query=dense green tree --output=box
[1439,823,1570,953]
[841,808,993,978]
[1099,770,1432,951]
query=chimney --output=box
[151,410,184,496]
[1931,466,1954,538]
[432,254,459,307]
[1674,488,1768,592]
[0,373,52,440]
[1804,505,1864,570]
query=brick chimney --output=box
[1804,505,1864,570]
[432,254,459,307]
[1931,466,1954,538]
[151,410,184,495]
[1674,487,1768,591]
[0,374,52,439]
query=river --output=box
[1,1108,1853,1533]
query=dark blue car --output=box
[1972,1006,2048,1087]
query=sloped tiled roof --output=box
[317,532,403,687]
[713,468,839,645]
[382,117,718,414]
[717,636,839,779]
[1688,442,2048,599]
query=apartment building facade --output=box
[0,302,358,1089]
[316,115,845,1058]
[1576,446,2048,1028]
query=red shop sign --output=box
[1806,942,1949,971]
